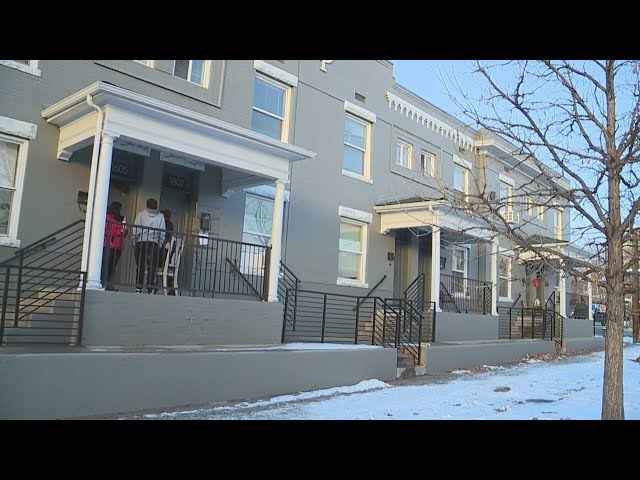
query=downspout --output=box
[79,95,105,276]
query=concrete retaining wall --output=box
[0,346,397,419]
[563,318,593,339]
[435,312,499,342]
[82,291,283,346]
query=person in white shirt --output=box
[132,198,166,293]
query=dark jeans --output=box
[134,241,160,292]
[102,248,122,289]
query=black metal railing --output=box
[353,275,387,311]
[404,273,424,306]
[103,221,270,298]
[498,306,560,341]
[440,273,491,314]
[567,292,589,319]
[281,288,431,365]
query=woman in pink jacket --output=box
[103,201,128,291]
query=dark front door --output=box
[393,229,410,298]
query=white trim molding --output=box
[341,169,373,184]
[337,277,369,289]
[0,116,37,140]
[253,60,298,87]
[453,155,472,170]
[339,205,373,224]
[385,91,475,150]
[0,60,41,77]
[244,184,291,202]
[0,132,29,245]
[344,100,376,123]
[498,173,515,186]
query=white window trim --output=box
[499,180,514,214]
[453,163,469,194]
[344,100,376,124]
[172,60,211,87]
[337,210,370,288]
[0,132,29,247]
[342,113,372,182]
[498,250,512,302]
[134,60,156,68]
[252,73,291,143]
[555,208,563,240]
[421,150,435,177]
[451,246,469,297]
[0,60,41,77]
[395,139,412,169]
[253,60,299,87]
[525,195,534,217]
[242,193,274,240]
[537,204,545,221]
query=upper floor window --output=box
[343,116,369,177]
[537,204,545,221]
[555,209,563,239]
[453,164,468,194]
[525,196,534,216]
[421,150,435,177]
[173,60,207,86]
[251,75,289,142]
[0,134,28,243]
[498,180,513,214]
[395,140,412,169]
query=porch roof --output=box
[373,199,491,240]
[41,81,316,191]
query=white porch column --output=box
[267,179,286,302]
[430,226,442,312]
[490,239,499,316]
[85,131,117,290]
[559,272,567,318]
[587,280,593,321]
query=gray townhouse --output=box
[0,59,594,349]
[0,59,604,418]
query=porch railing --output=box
[104,221,270,299]
[440,273,491,314]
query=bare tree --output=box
[415,60,640,420]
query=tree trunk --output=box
[602,60,625,420]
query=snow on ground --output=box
[137,343,640,420]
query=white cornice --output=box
[253,60,299,87]
[344,101,376,123]
[339,205,373,224]
[0,116,37,140]
[385,91,475,150]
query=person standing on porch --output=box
[132,198,166,293]
[102,201,128,291]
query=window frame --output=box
[537,204,545,221]
[525,196,534,217]
[172,60,210,87]
[499,254,512,301]
[395,139,412,169]
[453,164,468,194]
[337,218,367,286]
[555,208,563,239]
[451,246,469,297]
[240,193,275,277]
[0,133,28,246]
[342,113,371,181]
[421,150,436,177]
[251,73,291,143]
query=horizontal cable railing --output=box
[498,306,555,341]
[104,221,270,298]
[440,273,491,314]
[1,265,86,346]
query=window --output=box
[173,60,207,86]
[338,221,365,282]
[555,209,563,239]
[421,150,435,177]
[343,115,368,177]
[241,195,274,275]
[0,135,27,242]
[498,180,513,214]
[499,255,512,300]
[537,205,544,221]
[451,246,468,296]
[525,196,534,216]
[251,76,289,141]
[454,164,468,194]
[395,140,412,168]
